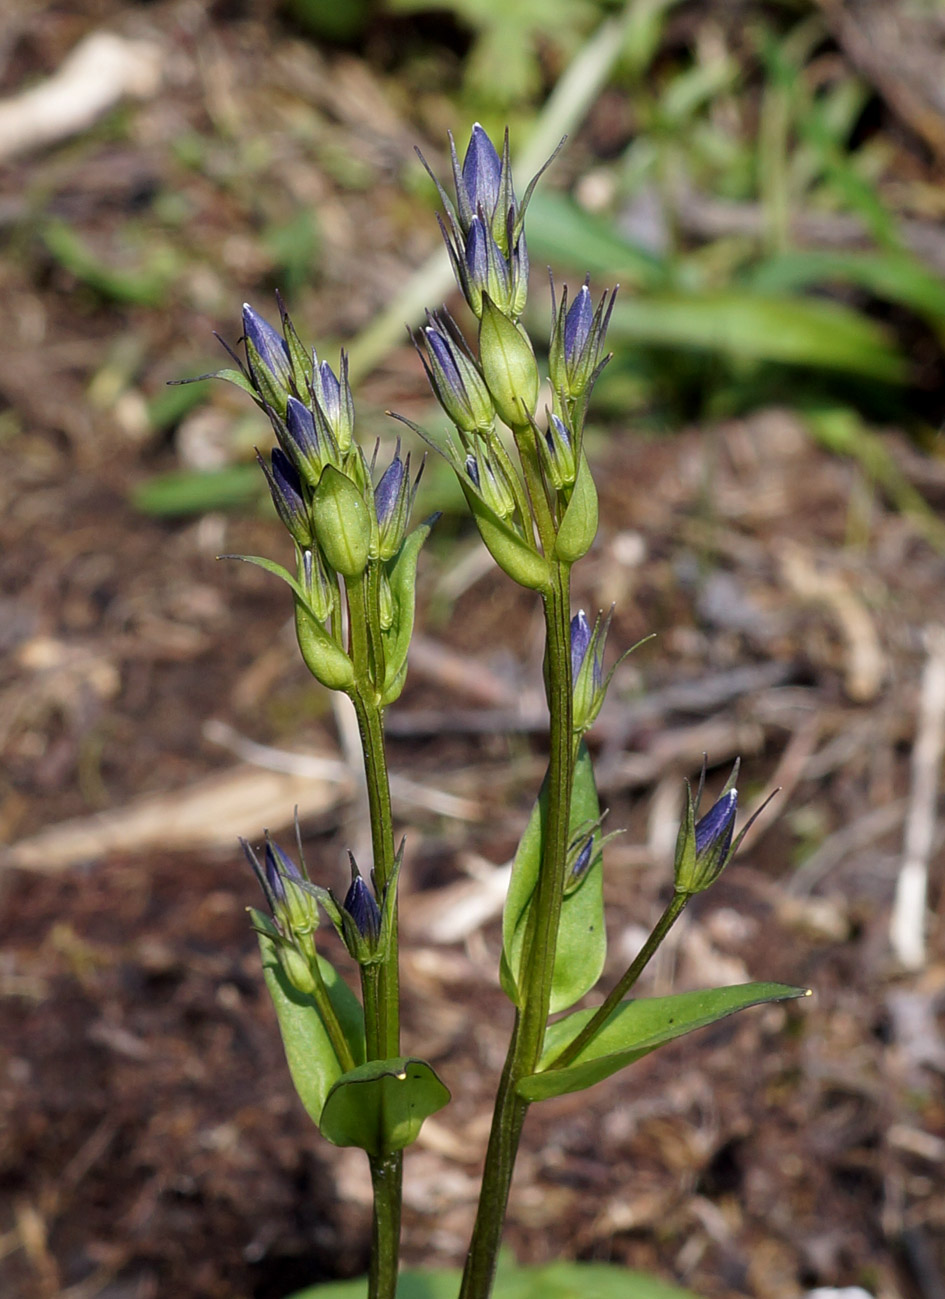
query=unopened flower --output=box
[539,412,577,490]
[570,607,612,733]
[674,760,778,895]
[257,446,313,547]
[549,278,617,405]
[416,311,494,434]
[373,443,421,561]
[419,124,553,321]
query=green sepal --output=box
[460,480,551,591]
[554,453,598,563]
[209,367,261,401]
[479,296,540,427]
[318,1057,451,1156]
[256,921,366,1126]
[379,514,437,705]
[222,552,307,602]
[295,598,355,690]
[516,982,810,1102]
[500,741,606,1013]
[312,465,371,578]
[245,338,290,417]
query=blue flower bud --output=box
[344,874,382,945]
[243,303,292,387]
[674,760,777,895]
[570,610,592,680]
[548,278,617,403]
[419,126,547,321]
[462,124,503,224]
[540,412,577,490]
[464,444,516,520]
[417,312,495,434]
[695,788,737,861]
[373,446,419,561]
[284,395,332,486]
[571,606,612,734]
[310,351,354,454]
[257,447,313,547]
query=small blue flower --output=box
[549,278,617,403]
[570,610,592,681]
[257,446,313,547]
[570,607,611,733]
[416,311,494,433]
[674,761,777,895]
[694,788,737,861]
[344,874,382,945]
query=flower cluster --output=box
[410,124,616,612]
[212,300,434,703]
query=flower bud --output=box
[312,465,371,578]
[243,303,293,415]
[417,312,494,434]
[258,447,313,547]
[311,352,354,454]
[539,413,577,490]
[673,760,777,896]
[548,279,617,404]
[571,607,611,733]
[478,296,539,429]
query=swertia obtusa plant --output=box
[196,125,808,1299]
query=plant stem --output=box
[547,891,689,1072]
[368,1152,403,1299]
[346,568,403,1299]
[459,561,574,1299]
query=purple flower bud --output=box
[285,396,323,483]
[243,303,292,390]
[344,874,381,944]
[541,412,577,489]
[570,610,591,680]
[464,455,480,490]
[564,283,593,365]
[258,447,312,547]
[569,834,594,882]
[375,455,405,530]
[695,788,737,860]
[417,312,494,433]
[462,124,502,219]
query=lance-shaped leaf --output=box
[257,927,365,1126]
[319,1057,451,1157]
[554,452,599,564]
[500,742,605,1014]
[380,514,438,705]
[516,982,810,1103]
[460,479,551,591]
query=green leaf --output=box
[224,553,307,602]
[381,515,436,705]
[286,1259,700,1298]
[131,465,259,516]
[607,292,907,381]
[554,452,599,563]
[747,249,945,330]
[526,192,667,289]
[517,982,809,1103]
[501,742,606,1014]
[318,1057,450,1157]
[461,481,551,591]
[258,931,365,1127]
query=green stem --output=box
[344,565,403,1298]
[459,562,574,1299]
[306,937,357,1074]
[547,891,689,1072]
[512,423,557,559]
[368,1152,403,1299]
